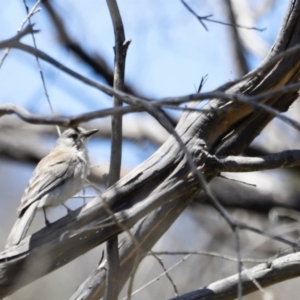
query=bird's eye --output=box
[69,133,78,140]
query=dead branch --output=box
[0,103,139,126]
[169,251,300,300]
[222,0,249,76]
[104,0,129,299]
[206,150,300,173]
[42,0,143,98]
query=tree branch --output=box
[0,103,140,126]
[206,150,300,173]
[169,252,300,300]
[0,24,38,49]
[42,0,143,98]
[103,1,129,299]
[222,0,249,76]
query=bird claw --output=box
[43,207,51,227]
[63,204,75,218]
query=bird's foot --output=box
[43,207,51,227]
[63,204,75,217]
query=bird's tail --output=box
[5,202,39,248]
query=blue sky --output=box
[0,0,285,118]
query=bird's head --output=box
[56,127,98,151]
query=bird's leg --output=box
[43,207,51,226]
[63,203,75,217]
[82,186,86,205]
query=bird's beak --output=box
[83,129,99,138]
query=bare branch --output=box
[150,252,179,297]
[222,0,249,76]
[0,24,38,49]
[205,150,300,173]
[0,103,140,126]
[42,0,142,98]
[169,252,300,300]
[106,0,128,189]
[104,1,129,298]
[3,35,300,136]
[129,255,191,300]
[0,0,41,68]
[150,251,270,263]
[181,0,265,32]
[22,0,60,135]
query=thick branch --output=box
[170,252,300,300]
[206,150,300,173]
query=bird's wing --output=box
[18,150,80,215]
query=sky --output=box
[0,0,285,116]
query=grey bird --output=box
[6,127,98,247]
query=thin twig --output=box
[19,2,41,31]
[223,0,249,76]
[123,255,191,300]
[87,180,142,300]
[0,1,41,69]
[0,25,39,50]
[71,195,96,199]
[197,75,208,93]
[23,0,61,136]
[233,228,242,299]
[6,39,300,135]
[0,103,140,126]
[5,29,300,102]
[236,221,300,249]
[181,0,265,32]
[150,251,269,263]
[218,175,256,187]
[150,251,179,297]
